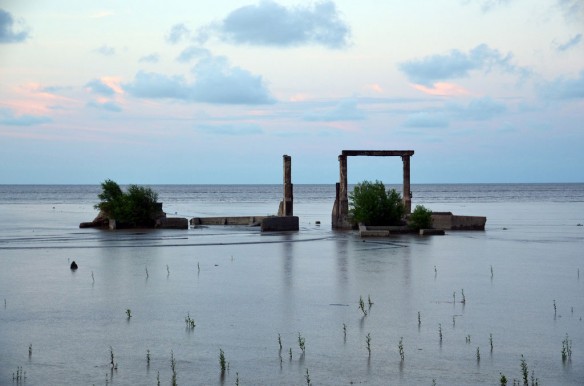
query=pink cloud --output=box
[412,82,471,96]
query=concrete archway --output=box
[332,150,414,229]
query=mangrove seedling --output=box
[490,333,493,351]
[289,347,292,360]
[453,291,456,304]
[359,296,367,316]
[166,264,170,276]
[298,332,306,354]
[520,355,529,385]
[185,313,196,329]
[561,333,572,361]
[170,350,177,386]
[92,271,95,283]
[466,335,471,344]
[157,371,160,386]
[476,347,481,362]
[343,323,347,341]
[305,368,311,386]
[398,337,404,361]
[368,294,373,308]
[553,299,557,315]
[439,324,443,342]
[109,346,115,368]
[236,372,239,386]
[278,333,282,350]
[366,333,371,356]
[146,349,150,365]
[28,344,32,357]
[219,349,226,372]
[145,266,149,278]
[491,265,494,278]
[418,311,421,326]
[126,309,132,319]
[461,289,466,304]
[500,373,507,385]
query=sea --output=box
[0,184,583,385]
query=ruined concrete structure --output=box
[332,150,414,229]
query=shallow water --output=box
[0,184,583,385]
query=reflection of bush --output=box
[349,180,405,226]
[94,179,160,227]
[409,205,433,230]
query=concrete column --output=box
[339,154,349,224]
[402,155,412,213]
[282,154,293,216]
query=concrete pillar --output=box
[338,154,349,226]
[282,154,293,216]
[402,155,411,213]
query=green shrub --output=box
[94,179,159,227]
[349,180,405,226]
[408,205,433,230]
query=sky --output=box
[0,0,583,184]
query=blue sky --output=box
[0,0,583,184]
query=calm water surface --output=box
[0,184,583,385]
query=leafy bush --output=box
[94,179,160,227]
[349,180,405,226]
[408,204,433,230]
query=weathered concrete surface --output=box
[278,154,293,217]
[261,216,299,232]
[431,213,486,230]
[156,217,188,229]
[190,216,266,226]
[419,229,445,235]
[358,223,412,237]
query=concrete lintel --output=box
[342,150,414,157]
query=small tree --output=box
[349,180,405,226]
[408,205,433,230]
[95,179,159,227]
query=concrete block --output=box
[261,216,299,232]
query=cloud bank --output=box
[124,53,275,104]
[539,70,584,100]
[0,108,51,126]
[398,44,530,86]
[199,0,350,48]
[0,9,30,43]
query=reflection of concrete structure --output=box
[332,150,414,229]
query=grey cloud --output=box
[200,0,350,48]
[87,101,122,113]
[95,45,115,56]
[176,46,211,63]
[403,112,449,128]
[398,44,530,86]
[538,70,584,99]
[124,54,275,104]
[0,9,30,43]
[85,79,115,96]
[139,53,160,63]
[0,108,51,126]
[555,34,582,52]
[304,98,365,121]
[447,96,507,120]
[166,23,191,44]
[557,0,584,22]
[195,123,263,135]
